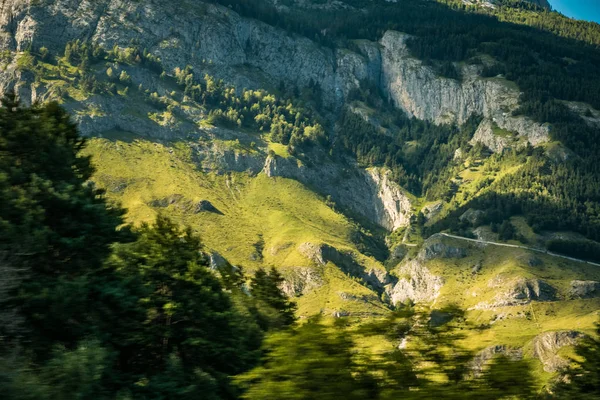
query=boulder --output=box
[418,234,467,261]
[387,259,444,305]
[569,280,600,299]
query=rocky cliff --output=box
[0,0,570,149]
[379,31,550,148]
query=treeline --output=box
[548,239,600,264]
[207,0,600,109]
[204,0,600,243]
[171,66,327,150]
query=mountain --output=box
[1,0,600,386]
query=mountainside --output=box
[1,0,600,386]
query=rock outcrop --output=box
[474,277,557,309]
[264,155,412,231]
[279,267,324,297]
[460,208,485,226]
[387,259,444,305]
[298,242,391,291]
[380,31,550,147]
[470,345,523,376]
[569,280,600,299]
[469,118,514,153]
[532,331,583,372]
[0,0,567,146]
[418,234,468,261]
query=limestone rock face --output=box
[418,234,468,261]
[474,277,557,309]
[469,118,513,153]
[367,168,412,231]
[264,155,412,231]
[279,267,324,297]
[379,31,550,147]
[0,0,579,141]
[532,331,583,372]
[387,259,444,305]
[569,280,600,299]
[298,242,391,291]
[460,208,485,226]
[0,0,362,110]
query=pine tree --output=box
[250,267,297,329]
[0,94,128,359]
[107,216,262,398]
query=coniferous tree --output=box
[250,267,297,329]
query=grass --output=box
[84,135,386,316]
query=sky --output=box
[550,0,600,23]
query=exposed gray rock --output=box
[0,0,365,110]
[332,310,350,318]
[194,141,265,175]
[422,201,443,221]
[532,331,583,372]
[264,155,412,231]
[387,259,444,305]
[209,251,228,270]
[470,118,513,153]
[0,0,572,146]
[474,277,557,309]
[460,208,485,226]
[298,242,391,291]
[472,226,498,242]
[280,267,324,297]
[569,280,600,299]
[389,244,409,263]
[453,148,464,161]
[418,234,468,261]
[380,31,550,147]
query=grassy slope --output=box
[85,135,388,317]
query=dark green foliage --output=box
[106,216,263,399]
[236,318,377,400]
[250,267,297,329]
[498,220,516,241]
[0,94,128,357]
[172,70,327,152]
[205,0,600,243]
[0,100,282,400]
[547,239,600,264]
[336,107,478,196]
[237,310,537,400]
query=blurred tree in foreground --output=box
[237,308,537,400]
[0,97,286,399]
